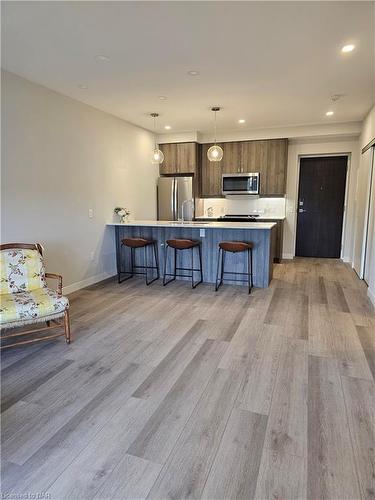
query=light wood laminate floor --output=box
[1,258,375,500]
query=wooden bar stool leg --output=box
[191,246,194,288]
[174,247,177,280]
[144,245,148,284]
[198,244,203,284]
[163,244,177,286]
[145,243,159,286]
[163,244,169,285]
[250,247,254,289]
[64,309,71,344]
[221,249,225,286]
[215,247,222,291]
[154,242,160,280]
[247,248,251,294]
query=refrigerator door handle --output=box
[171,178,175,220]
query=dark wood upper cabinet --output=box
[221,142,241,173]
[265,139,288,196]
[162,138,287,197]
[200,143,223,197]
[159,142,198,175]
[240,141,269,195]
[159,143,177,175]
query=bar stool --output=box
[119,238,159,285]
[215,241,254,294]
[163,239,203,289]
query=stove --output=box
[217,214,260,222]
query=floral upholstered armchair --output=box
[0,243,71,349]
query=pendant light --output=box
[207,107,223,162]
[150,113,164,164]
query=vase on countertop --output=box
[121,214,130,223]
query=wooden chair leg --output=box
[64,309,71,344]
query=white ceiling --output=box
[2,1,374,134]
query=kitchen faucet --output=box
[181,199,194,222]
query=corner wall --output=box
[357,104,375,304]
[1,71,158,293]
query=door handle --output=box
[298,208,307,213]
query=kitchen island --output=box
[107,220,277,288]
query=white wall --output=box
[356,105,375,304]
[283,139,359,261]
[1,71,158,293]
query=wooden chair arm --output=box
[45,273,63,295]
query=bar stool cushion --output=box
[167,239,199,250]
[121,238,154,248]
[219,241,253,253]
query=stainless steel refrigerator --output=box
[157,176,194,221]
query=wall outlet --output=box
[88,208,94,218]
[200,229,205,237]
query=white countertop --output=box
[107,220,277,230]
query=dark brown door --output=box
[296,156,347,258]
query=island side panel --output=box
[114,225,273,288]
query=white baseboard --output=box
[368,287,375,307]
[63,270,117,295]
[282,253,294,260]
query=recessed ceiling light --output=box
[342,44,355,53]
[95,54,110,62]
[159,96,167,100]
[78,84,88,90]
[164,125,171,130]
[188,70,199,76]
[326,110,334,116]
[238,119,246,124]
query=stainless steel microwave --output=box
[222,172,260,195]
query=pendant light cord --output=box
[154,114,157,150]
[214,110,217,145]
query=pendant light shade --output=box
[207,107,223,162]
[150,113,164,165]
[151,148,164,164]
[207,144,223,162]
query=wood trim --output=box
[45,273,63,295]
[362,138,375,154]
[158,141,198,145]
[0,332,66,349]
[0,243,43,255]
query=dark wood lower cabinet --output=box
[256,219,284,263]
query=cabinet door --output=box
[221,142,241,173]
[241,141,268,194]
[266,139,288,195]
[200,143,223,197]
[159,144,177,175]
[177,143,197,174]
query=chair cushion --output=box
[121,238,154,248]
[0,288,69,327]
[0,249,46,294]
[219,241,253,252]
[167,239,199,250]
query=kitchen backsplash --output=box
[196,197,286,218]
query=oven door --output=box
[222,173,259,195]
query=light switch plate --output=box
[88,208,94,218]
